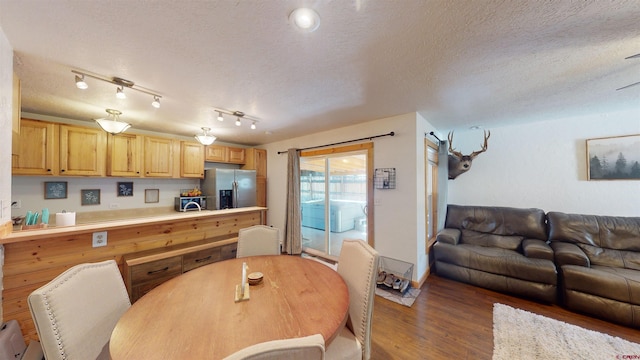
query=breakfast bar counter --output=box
[0,206,266,343]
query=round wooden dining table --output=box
[109,255,349,359]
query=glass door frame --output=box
[300,142,375,257]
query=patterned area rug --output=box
[493,303,640,360]
[374,287,421,307]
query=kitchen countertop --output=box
[1,206,267,245]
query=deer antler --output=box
[469,130,491,159]
[447,131,464,158]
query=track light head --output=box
[235,118,242,126]
[116,86,126,99]
[251,121,257,130]
[75,75,88,89]
[152,96,161,108]
[217,112,224,121]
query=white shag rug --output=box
[493,303,640,360]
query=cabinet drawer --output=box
[221,243,238,260]
[131,274,179,302]
[129,256,182,284]
[183,247,222,272]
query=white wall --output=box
[263,113,439,282]
[448,109,640,216]
[0,24,12,322]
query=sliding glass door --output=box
[300,144,372,259]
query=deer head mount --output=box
[447,130,490,179]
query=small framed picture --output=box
[81,189,101,206]
[44,181,68,199]
[117,182,134,196]
[145,189,160,203]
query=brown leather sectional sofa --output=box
[433,204,640,328]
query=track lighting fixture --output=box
[116,86,126,99]
[71,69,162,109]
[213,108,260,130]
[194,127,217,145]
[94,109,131,135]
[75,74,88,89]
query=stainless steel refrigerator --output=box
[201,169,257,209]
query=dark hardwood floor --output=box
[371,274,640,359]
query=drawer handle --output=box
[195,256,212,263]
[147,267,169,275]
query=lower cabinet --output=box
[124,239,237,302]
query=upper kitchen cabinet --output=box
[180,141,205,178]
[205,145,246,164]
[241,148,267,178]
[144,136,175,177]
[12,119,58,175]
[59,125,107,176]
[11,72,21,162]
[108,133,143,177]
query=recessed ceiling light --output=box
[289,8,320,32]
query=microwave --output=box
[175,196,209,212]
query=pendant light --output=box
[95,109,131,135]
[195,127,216,145]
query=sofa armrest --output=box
[550,242,590,267]
[522,239,553,261]
[436,228,461,245]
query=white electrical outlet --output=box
[11,200,21,209]
[109,203,119,209]
[92,231,108,248]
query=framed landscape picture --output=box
[44,181,68,199]
[587,134,640,180]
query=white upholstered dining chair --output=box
[222,333,325,360]
[236,225,281,258]
[325,239,380,360]
[27,259,131,360]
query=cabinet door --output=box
[108,133,142,177]
[59,125,107,176]
[205,144,227,162]
[227,147,246,164]
[180,141,205,178]
[12,119,58,175]
[144,136,174,177]
[243,148,267,177]
[256,177,267,207]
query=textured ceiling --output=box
[0,0,638,146]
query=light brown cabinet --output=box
[59,125,107,176]
[124,240,238,302]
[12,119,58,175]
[242,148,267,207]
[144,136,175,177]
[205,144,246,164]
[180,141,205,178]
[107,133,143,177]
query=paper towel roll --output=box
[56,212,76,227]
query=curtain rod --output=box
[277,131,395,154]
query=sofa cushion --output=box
[433,242,557,284]
[548,212,640,251]
[445,205,547,240]
[576,244,640,271]
[461,229,523,251]
[561,264,640,306]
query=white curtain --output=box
[284,148,302,254]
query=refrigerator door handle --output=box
[233,181,238,208]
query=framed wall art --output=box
[117,182,134,196]
[587,134,640,180]
[145,189,160,203]
[44,181,68,199]
[81,189,101,206]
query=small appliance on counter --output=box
[175,188,209,211]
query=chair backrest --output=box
[28,260,131,360]
[337,239,380,360]
[222,333,325,360]
[237,225,281,258]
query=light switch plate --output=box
[92,231,108,247]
